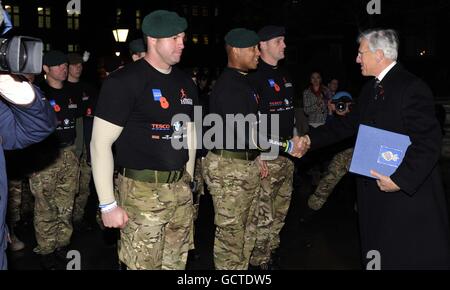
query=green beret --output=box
[129,38,146,53]
[225,28,260,48]
[43,50,68,67]
[142,10,187,38]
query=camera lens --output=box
[336,102,346,112]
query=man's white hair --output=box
[358,29,399,61]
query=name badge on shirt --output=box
[68,104,78,109]
[152,89,162,101]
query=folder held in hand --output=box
[349,125,411,178]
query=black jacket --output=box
[309,64,450,269]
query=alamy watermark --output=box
[367,0,381,15]
[170,106,283,160]
[366,250,381,270]
[66,0,81,15]
[66,249,81,270]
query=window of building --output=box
[192,34,199,44]
[136,10,141,30]
[45,43,51,52]
[182,5,188,16]
[38,7,51,29]
[201,6,208,17]
[4,5,20,27]
[67,44,80,52]
[67,12,80,30]
[192,5,198,16]
[214,7,219,17]
[116,8,122,23]
[203,35,209,45]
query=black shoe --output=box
[40,252,64,270]
[248,263,261,270]
[269,249,282,270]
[248,262,273,271]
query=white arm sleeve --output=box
[186,122,197,180]
[90,117,123,205]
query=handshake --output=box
[287,135,311,158]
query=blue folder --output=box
[349,125,411,178]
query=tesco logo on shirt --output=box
[151,123,171,131]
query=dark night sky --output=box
[3,0,450,97]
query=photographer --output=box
[308,91,355,210]
[0,74,56,269]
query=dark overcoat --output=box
[309,64,450,269]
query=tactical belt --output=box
[121,168,183,184]
[211,149,259,161]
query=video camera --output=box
[0,2,43,74]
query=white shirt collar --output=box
[376,61,397,81]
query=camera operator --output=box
[326,91,352,120]
[0,73,56,269]
[308,91,355,210]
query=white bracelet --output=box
[99,201,118,213]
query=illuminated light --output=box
[192,35,199,44]
[112,29,129,42]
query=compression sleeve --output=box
[90,116,123,205]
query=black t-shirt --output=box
[65,80,99,161]
[248,60,295,141]
[95,59,198,171]
[41,82,83,145]
[65,80,98,118]
[209,67,259,151]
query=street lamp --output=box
[112,28,129,43]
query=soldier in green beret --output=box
[203,28,267,270]
[129,39,146,61]
[204,28,303,270]
[91,10,198,270]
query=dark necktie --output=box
[374,78,384,100]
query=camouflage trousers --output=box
[7,179,22,226]
[117,171,194,270]
[29,146,80,255]
[308,148,353,210]
[73,154,92,223]
[203,152,260,270]
[250,156,294,266]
